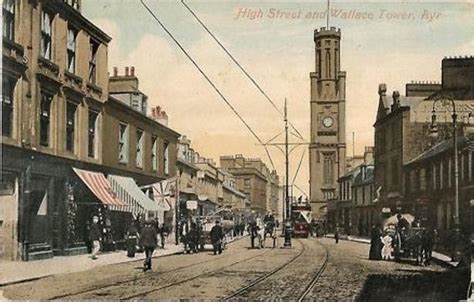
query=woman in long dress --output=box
[369,224,382,260]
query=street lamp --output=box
[429,95,462,261]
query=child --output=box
[381,232,393,260]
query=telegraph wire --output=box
[181,0,306,142]
[139,0,276,171]
[291,149,306,185]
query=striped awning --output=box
[108,174,164,216]
[73,168,124,207]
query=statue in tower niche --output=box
[309,27,347,219]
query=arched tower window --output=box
[323,153,334,185]
[326,49,331,78]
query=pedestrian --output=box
[89,215,101,260]
[210,220,224,255]
[188,222,198,253]
[157,223,167,249]
[140,219,158,271]
[125,218,139,257]
[334,225,339,244]
[369,224,383,260]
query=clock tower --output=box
[309,27,346,218]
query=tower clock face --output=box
[322,116,334,128]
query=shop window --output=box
[2,77,15,137]
[39,91,53,147]
[2,0,15,41]
[151,135,158,171]
[0,173,15,196]
[66,101,77,152]
[88,110,99,158]
[136,129,144,168]
[118,122,129,163]
[67,26,77,73]
[89,39,99,84]
[40,10,53,60]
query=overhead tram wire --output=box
[181,0,306,142]
[291,149,306,186]
[139,0,277,171]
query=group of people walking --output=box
[88,214,169,271]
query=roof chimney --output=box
[131,66,135,76]
[113,67,118,77]
[378,83,387,96]
[125,66,129,76]
[151,107,156,117]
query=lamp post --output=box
[429,95,462,261]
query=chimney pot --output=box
[125,67,129,76]
[378,83,387,96]
[151,107,156,117]
[113,67,118,77]
[131,66,135,76]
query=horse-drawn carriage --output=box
[383,214,437,266]
[198,208,235,250]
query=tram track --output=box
[48,252,229,300]
[222,239,329,301]
[222,239,306,300]
[121,248,273,300]
[49,238,259,300]
[296,240,329,301]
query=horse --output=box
[262,221,277,248]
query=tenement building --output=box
[309,27,347,219]
[0,1,179,261]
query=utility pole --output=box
[283,99,292,247]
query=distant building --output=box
[220,155,280,215]
[331,147,374,235]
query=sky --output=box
[83,1,473,196]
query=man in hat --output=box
[89,215,101,260]
[140,219,158,271]
[210,220,224,255]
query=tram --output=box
[291,200,312,238]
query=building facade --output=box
[220,155,274,214]
[404,132,474,236]
[309,27,347,219]
[374,57,474,216]
[1,0,111,261]
[0,1,180,261]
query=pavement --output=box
[324,234,460,267]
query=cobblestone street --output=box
[1,237,469,300]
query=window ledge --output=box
[86,82,103,97]
[38,57,59,75]
[64,70,83,86]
